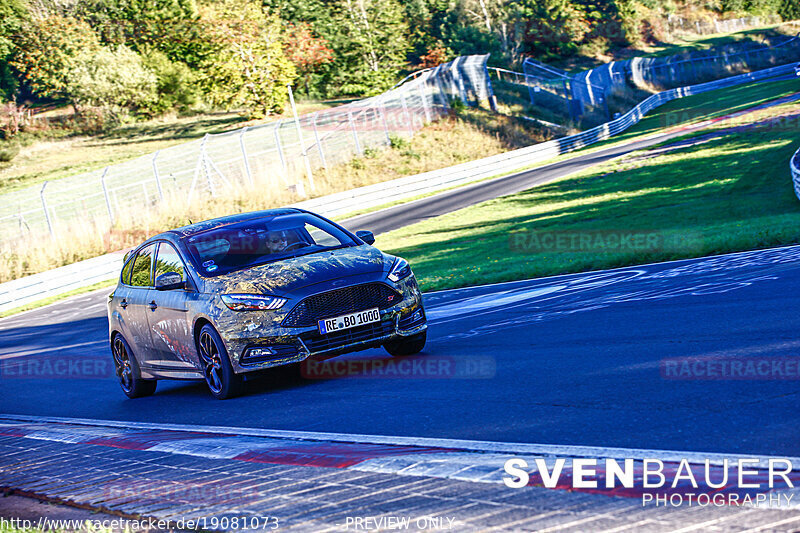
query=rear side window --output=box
[155,243,187,281]
[130,244,156,287]
[120,256,134,285]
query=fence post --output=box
[379,98,391,144]
[40,181,54,238]
[287,85,314,191]
[348,109,363,155]
[151,151,164,201]
[200,134,215,196]
[239,127,254,187]
[100,167,115,226]
[274,124,289,184]
[418,83,431,123]
[311,113,327,170]
[400,93,413,133]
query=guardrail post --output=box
[239,127,254,186]
[311,113,327,170]
[348,109,362,155]
[40,181,54,238]
[100,167,114,226]
[151,151,164,200]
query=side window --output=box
[155,243,187,281]
[130,244,156,287]
[120,255,134,285]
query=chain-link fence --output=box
[520,33,800,123]
[0,54,493,249]
[520,59,610,122]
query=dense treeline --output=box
[0,0,795,121]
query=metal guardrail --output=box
[1,61,796,315]
[792,146,800,201]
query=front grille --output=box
[399,307,425,330]
[282,283,401,327]
[301,321,395,354]
[241,344,299,365]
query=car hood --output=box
[203,245,387,296]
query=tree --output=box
[510,0,590,58]
[283,23,334,94]
[10,16,101,99]
[198,0,296,117]
[74,0,211,68]
[67,45,158,116]
[326,0,411,95]
[0,0,27,100]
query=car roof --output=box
[149,208,304,241]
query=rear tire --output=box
[111,334,157,399]
[384,330,427,357]
[197,324,244,399]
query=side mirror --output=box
[356,230,375,245]
[155,272,186,291]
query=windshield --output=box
[183,213,358,277]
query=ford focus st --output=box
[106,209,427,399]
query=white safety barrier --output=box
[792,146,800,201]
[1,61,796,315]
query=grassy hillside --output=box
[380,88,800,291]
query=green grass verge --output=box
[0,280,115,319]
[340,75,800,222]
[377,99,800,292]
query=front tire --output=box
[111,334,157,399]
[384,330,427,357]
[197,324,244,400]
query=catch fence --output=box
[520,33,800,122]
[0,55,493,248]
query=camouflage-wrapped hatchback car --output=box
[107,209,427,399]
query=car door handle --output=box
[120,300,128,309]
[149,301,158,311]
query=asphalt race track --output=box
[3,95,800,463]
[2,245,800,457]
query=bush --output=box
[0,141,19,162]
[67,45,158,119]
[140,50,198,116]
[388,134,409,149]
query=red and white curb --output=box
[2,414,800,508]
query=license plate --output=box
[318,308,380,334]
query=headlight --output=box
[388,258,412,282]
[221,294,287,311]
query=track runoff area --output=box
[3,83,800,530]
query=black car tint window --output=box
[130,244,156,287]
[155,243,186,281]
[185,213,357,276]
